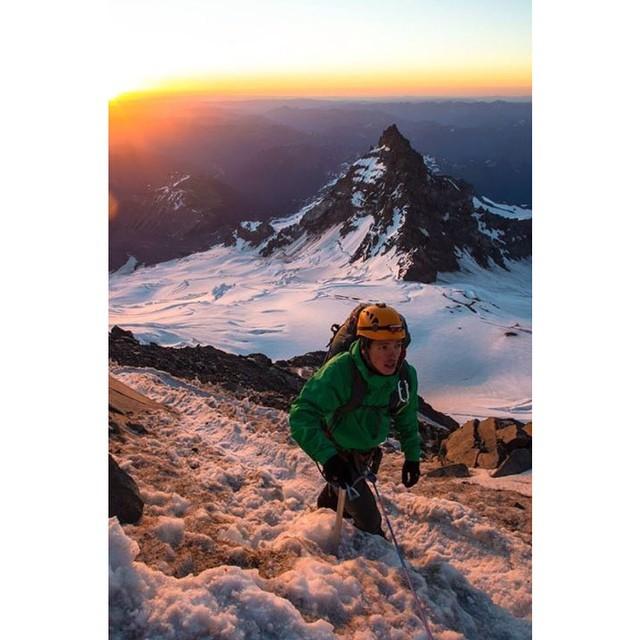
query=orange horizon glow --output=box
[110,66,531,103]
[110,1,530,102]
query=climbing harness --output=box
[369,471,436,640]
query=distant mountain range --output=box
[109,98,531,270]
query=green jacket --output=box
[289,339,422,464]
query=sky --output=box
[109,0,531,99]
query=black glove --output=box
[402,459,420,488]
[323,455,352,488]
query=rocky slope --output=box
[109,326,459,450]
[108,367,532,639]
[110,173,247,271]
[252,124,531,283]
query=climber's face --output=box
[368,340,403,375]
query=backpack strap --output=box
[328,358,411,436]
[327,357,367,434]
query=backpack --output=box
[323,304,412,431]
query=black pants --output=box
[317,448,385,537]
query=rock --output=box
[476,418,499,468]
[441,417,532,469]
[492,448,532,478]
[108,419,122,436]
[109,455,144,524]
[126,421,148,435]
[110,325,137,342]
[245,353,272,367]
[418,398,459,432]
[260,125,530,284]
[441,420,481,467]
[427,463,470,478]
[496,421,532,454]
[109,330,305,411]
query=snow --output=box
[172,174,191,188]
[109,223,531,421]
[472,212,503,241]
[110,519,335,640]
[240,221,261,232]
[352,154,386,185]
[155,184,187,211]
[370,207,406,257]
[339,216,375,256]
[112,255,138,276]
[351,190,365,208]
[422,155,441,174]
[458,469,532,497]
[109,366,532,639]
[154,516,185,547]
[445,178,460,192]
[473,197,532,221]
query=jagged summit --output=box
[251,125,530,283]
[378,123,413,153]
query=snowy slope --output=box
[109,206,531,422]
[109,366,531,640]
[472,196,531,221]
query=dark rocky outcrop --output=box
[439,417,532,475]
[110,329,458,436]
[427,463,470,478]
[109,173,248,272]
[418,397,460,432]
[275,351,326,371]
[492,448,532,478]
[109,454,144,524]
[258,124,531,284]
[110,326,304,410]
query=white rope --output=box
[371,478,436,640]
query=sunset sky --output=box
[109,0,531,99]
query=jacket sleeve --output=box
[289,357,351,464]
[393,364,422,462]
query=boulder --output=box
[440,420,481,467]
[496,421,532,454]
[109,455,144,524]
[427,463,470,478]
[492,448,532,478]
[441,417,532,470]
[476,418,499,468]
[442,418,499,469]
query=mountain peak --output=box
[256,125,530,283]
[378,124,412,152]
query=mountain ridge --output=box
[232,124,530,283]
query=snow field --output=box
[109,220,531,421]
[109,367,531,639]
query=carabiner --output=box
[397,379,409,403]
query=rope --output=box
[317,458,436,638]
[370,476,436,640]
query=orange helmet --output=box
[356,303,406,341]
